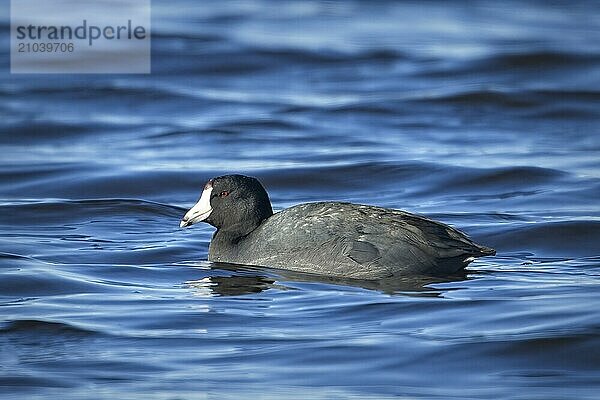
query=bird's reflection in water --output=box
[186,274,277,297]
[184,261,470,297]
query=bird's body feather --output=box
[209,202,494,279]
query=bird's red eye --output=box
[219,191,229,197]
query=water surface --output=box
[1,1,599,399]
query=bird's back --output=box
[219,202,494,279]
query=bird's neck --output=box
[208,207,273,262]
[208,228,248,263]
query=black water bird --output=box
[180,174,495,279]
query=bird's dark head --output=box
[180,174,273,238]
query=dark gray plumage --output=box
[180,174,495,280]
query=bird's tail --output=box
[474,245,496,257]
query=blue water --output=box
[1,1,600,399]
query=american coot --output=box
[180,174,495,279]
